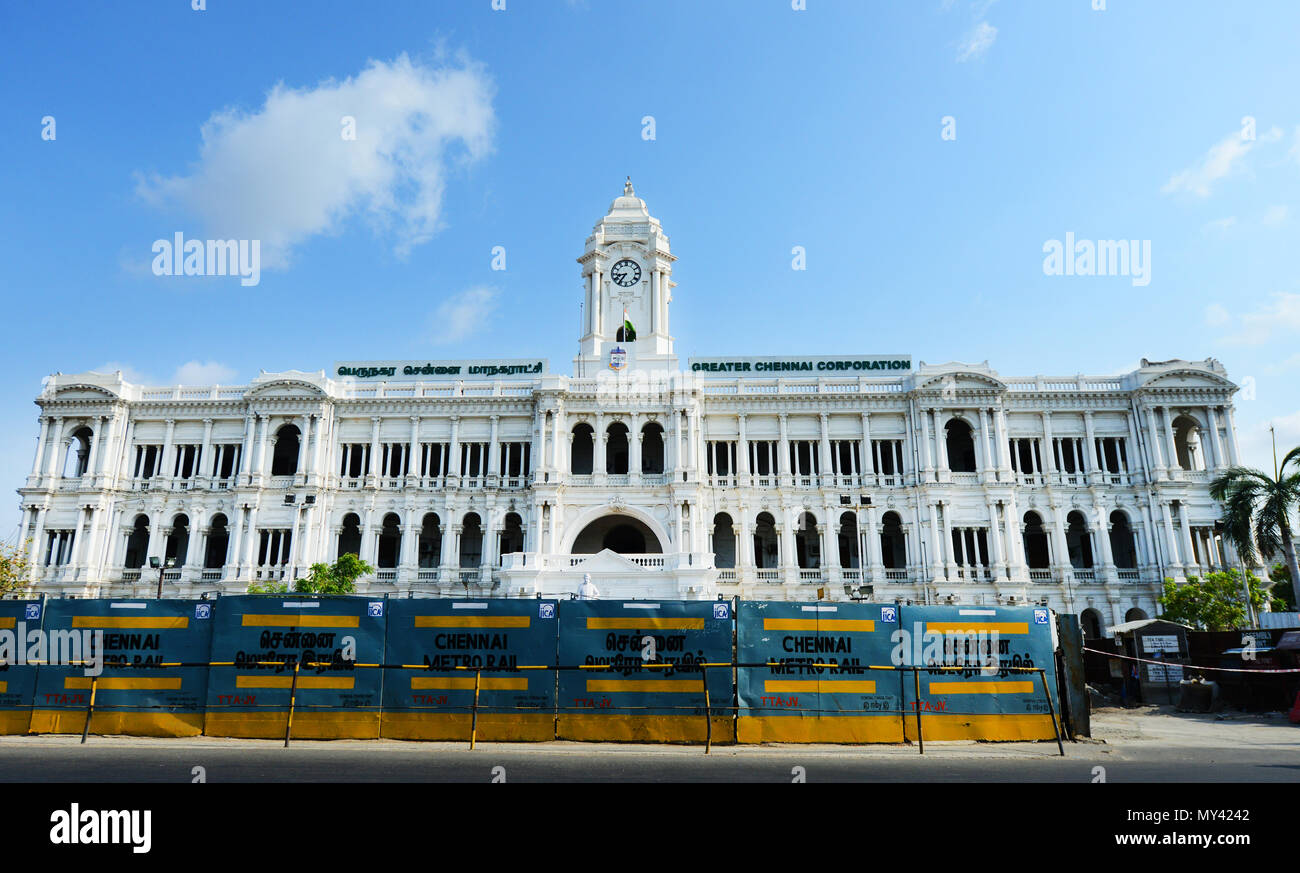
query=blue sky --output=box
[2,0,1299,540]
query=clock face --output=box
[610,259,641,287]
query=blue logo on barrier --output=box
[368,601,384,617]
[539,602,555,619]
[195,603,211,620]
[24,603,40,620]
[880,606,897,623]
[1034,608,1049,625]
[713,603,730,620]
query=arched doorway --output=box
[337,513,362,557]
[271,424,300,476]
[879,512,905,569]
[571,423,594,475]
[641,422,665,473]
[165,514,189,566]
[712,513,736,568]
[606,423,630,474]
[753,512,778,568]
[377,513,401,569]
[1125,607,1149,622]
[205,514,229,569]
[499,512,525,562]
[1066,511,1094,569]
[838,511,859,568]
[1110,510,1138,569]
[418,513,442,568]
[124,515,150,569]
[795,512,820,569]
[459,514,484,568]
[945,419,977,472]
[1080,608,1103,639]
[570,514,664,554]
[1023,511,1050,569]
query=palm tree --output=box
[1209,446,1300,610]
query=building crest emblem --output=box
[609,347,627,371]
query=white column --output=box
[1223,406,1239,465]
[296,415,311,481]
[30,417,50,477]
[1161,406,1177,473]
[310,414,325,484]
[1041,411,1057,477]
[197,418,214,483]
[818,413,832,485]
[933,409,949,474]
[44,416,64,478]
[978,408,993,477]
[918,407,933,480]
[777,414,790,479]
[487,415,500,482]
[160,419,176,481]
[737,414,750,478]
[994,406,1011,476]
[1159,500,1181,569]
[1206,406,1224,470]
[987,501,1006,580]
[860,412,873,484]
[1144,405,1166,476]
[1083,411,1098,481]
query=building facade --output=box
[16,181,1243,637]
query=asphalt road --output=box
[0,707,1294,782]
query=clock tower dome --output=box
[574,177,678,374]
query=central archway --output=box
[570,514,665,554]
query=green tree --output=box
[1209,446,1300,610]
[247,580,289,594]
[294,553,374,595]
[1269,562,1297,611]
[0,540,32,595]
[1157,570,1280,630]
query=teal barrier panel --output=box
[898,605,1059,741]
[556,600,733,743]
[0,599,44,734]
[30,599,214,737]
[737,601,904,743]
[204,595,387,739]
[381,598,559,741]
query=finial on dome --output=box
[624,175,634,196]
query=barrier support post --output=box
[469,668,482,750]
[912,667,924,755]
[1038,668,1065,757]
[80,675,99,745]
[702,665,712,755]
[284,660,301,749]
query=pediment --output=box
[916,371,1007,393]
[1140,369,1236,390]
[50,383,120,401]
[244,378,327,399]
[567,549,652,573]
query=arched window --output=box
[795,512,820,569]
[945,419,977,472]
[838,511,859,569]
[641,422,665,474]
[753,513,779,569]
[459,513,483,568]
[165,514,190,567]
[712,513,736,569]
[1109,510,1138,569]
[271,424,301,476]
[880,512,906,569]
[571,423,594,475]
[63,426,94,478]
[499,513,524,562]
[1066,510,1094,569]
[606,422,629,474]
[1172,415,1204,471]
[1080,609,1103,639]
[1124,607,1149,623]
[124,515,150,569]
[205,514,230,569]
[337,513,362,558]
[418,513,441,568]
[1023,511,1050,569]
[377,513,401,569]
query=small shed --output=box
[1105,618,1193,705]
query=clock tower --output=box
[574,177,678,374]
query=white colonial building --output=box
[16,181,1244,636]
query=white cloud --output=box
[90,362,148,383]
[430,286,498,344]
[1161,130,1255,197]
[1261,204,1289,226]
[957,21,997,62]
[1217,292,1300,346]
[1204,303,1230,327]
[136,53,495,269]
[1202,216,1237,234]
[173,361,238,385]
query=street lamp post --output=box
[150,556,176,599]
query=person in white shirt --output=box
[577,573,600,600]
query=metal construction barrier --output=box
[204,595,387,740]
[380,598,559,741]
[897,605,1060,741]
[0,599,45,735]
[29,598,215,737]
[737,601,904,743]
[556,599,734,743]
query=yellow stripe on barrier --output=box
[928,680,1035,694]
[0,681,6,693]
[240,615,360,628]
[925,622,1028,635]
[71,616,189,629]
[586,679,703,693]
[413,616,530,628]
[235,675,356,690]
[762,618,876,632]
[0,618,14,629]
[411,676,529,691]
[763,680,877,693]
[64,677,182,691]
[585,618,705,630]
